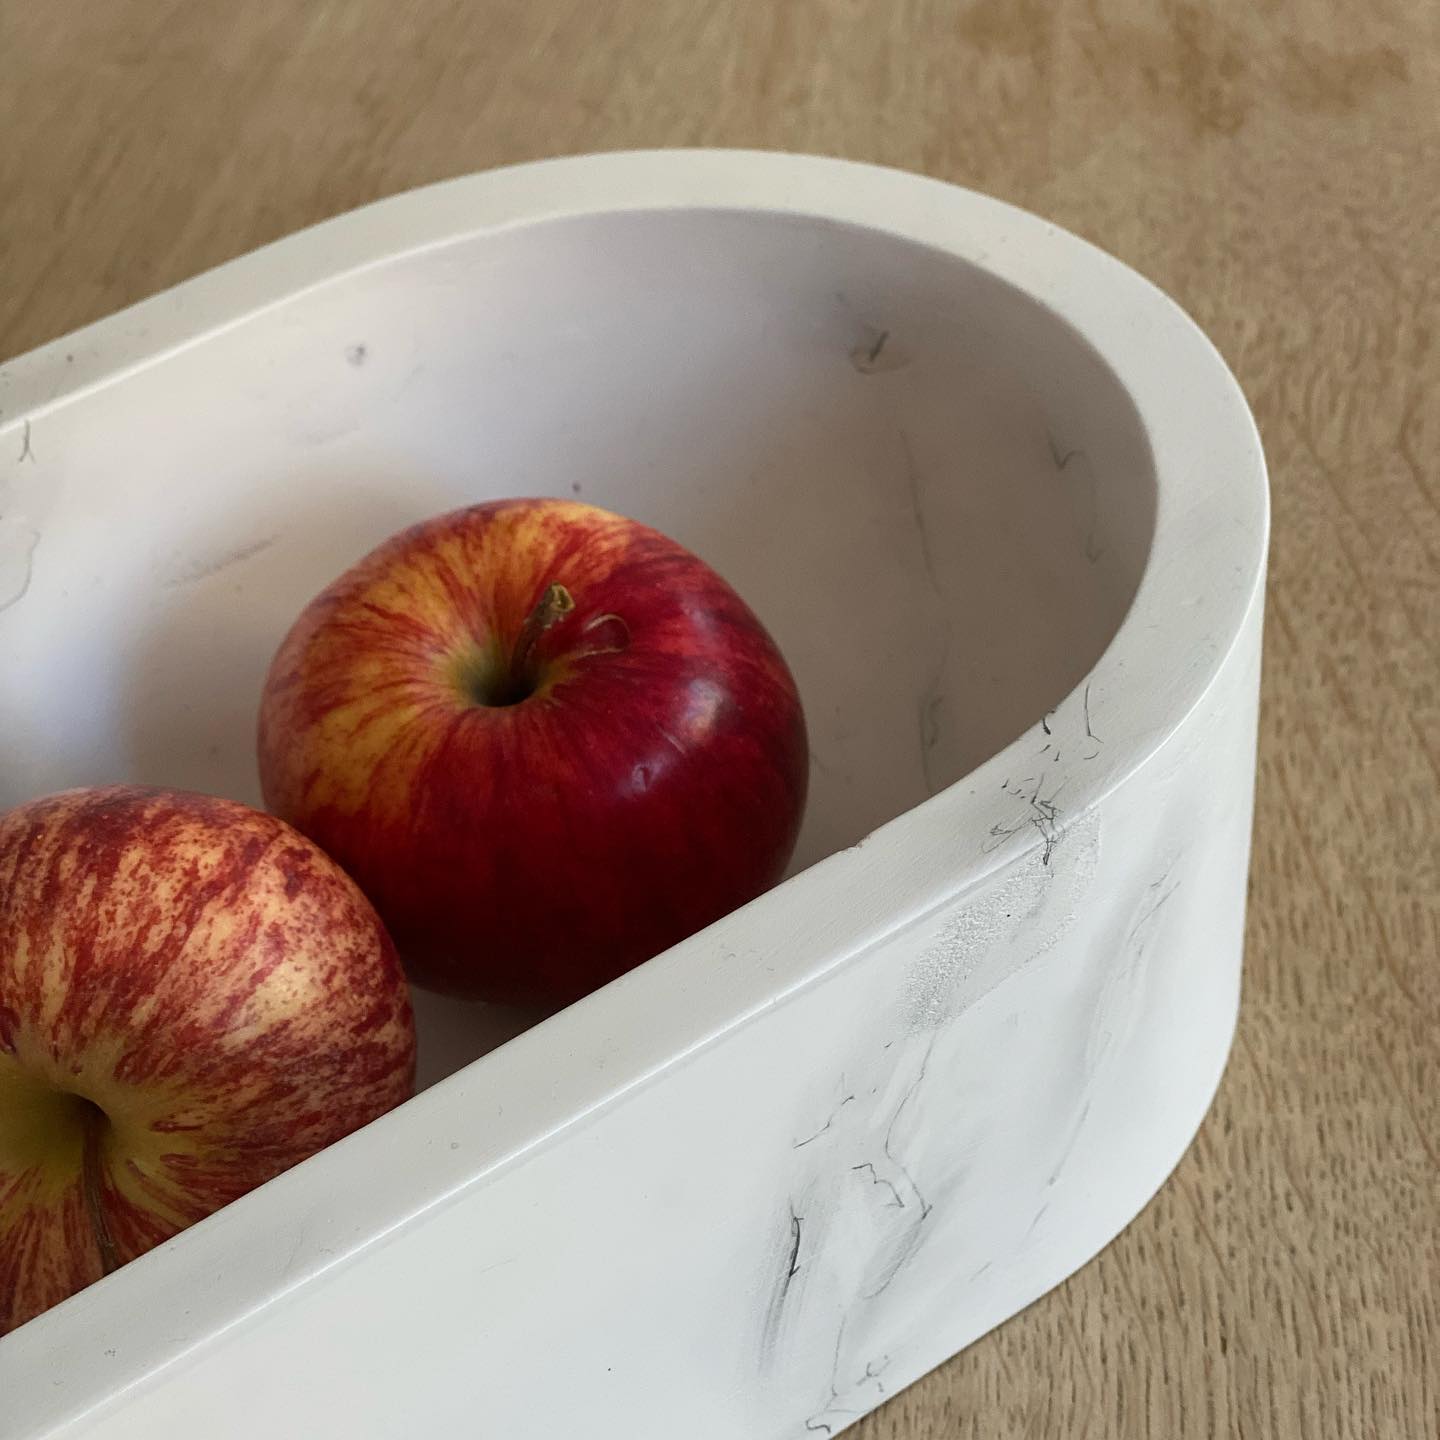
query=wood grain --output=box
[3,1,1437,1435]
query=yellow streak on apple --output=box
[278,503,635,820]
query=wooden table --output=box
[4,3,1436,1435]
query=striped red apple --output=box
[258,498,809,1006]
[0,786,415,1335]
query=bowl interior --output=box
[2,208,1156,1084]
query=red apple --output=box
[257,498,808,1006]
[0,786,415,1336]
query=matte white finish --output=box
[0,151,1267,1438]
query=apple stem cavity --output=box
[78,1099,121,1276]
[454,584,630,709]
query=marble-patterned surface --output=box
[0,159,1264,1439]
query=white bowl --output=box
[0,150,1267,1439]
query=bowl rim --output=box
[0,149,1268,1426]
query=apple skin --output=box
[257,498,808,1006]
[0,786,415,1337]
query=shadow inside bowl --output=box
[3,208,1157,1087]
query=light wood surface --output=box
[3,3,1437,1436]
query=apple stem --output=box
[509,582,575,688]
[80,1102,121,1276]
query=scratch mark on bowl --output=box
[0,522,40,612]
[164,535,279,588]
